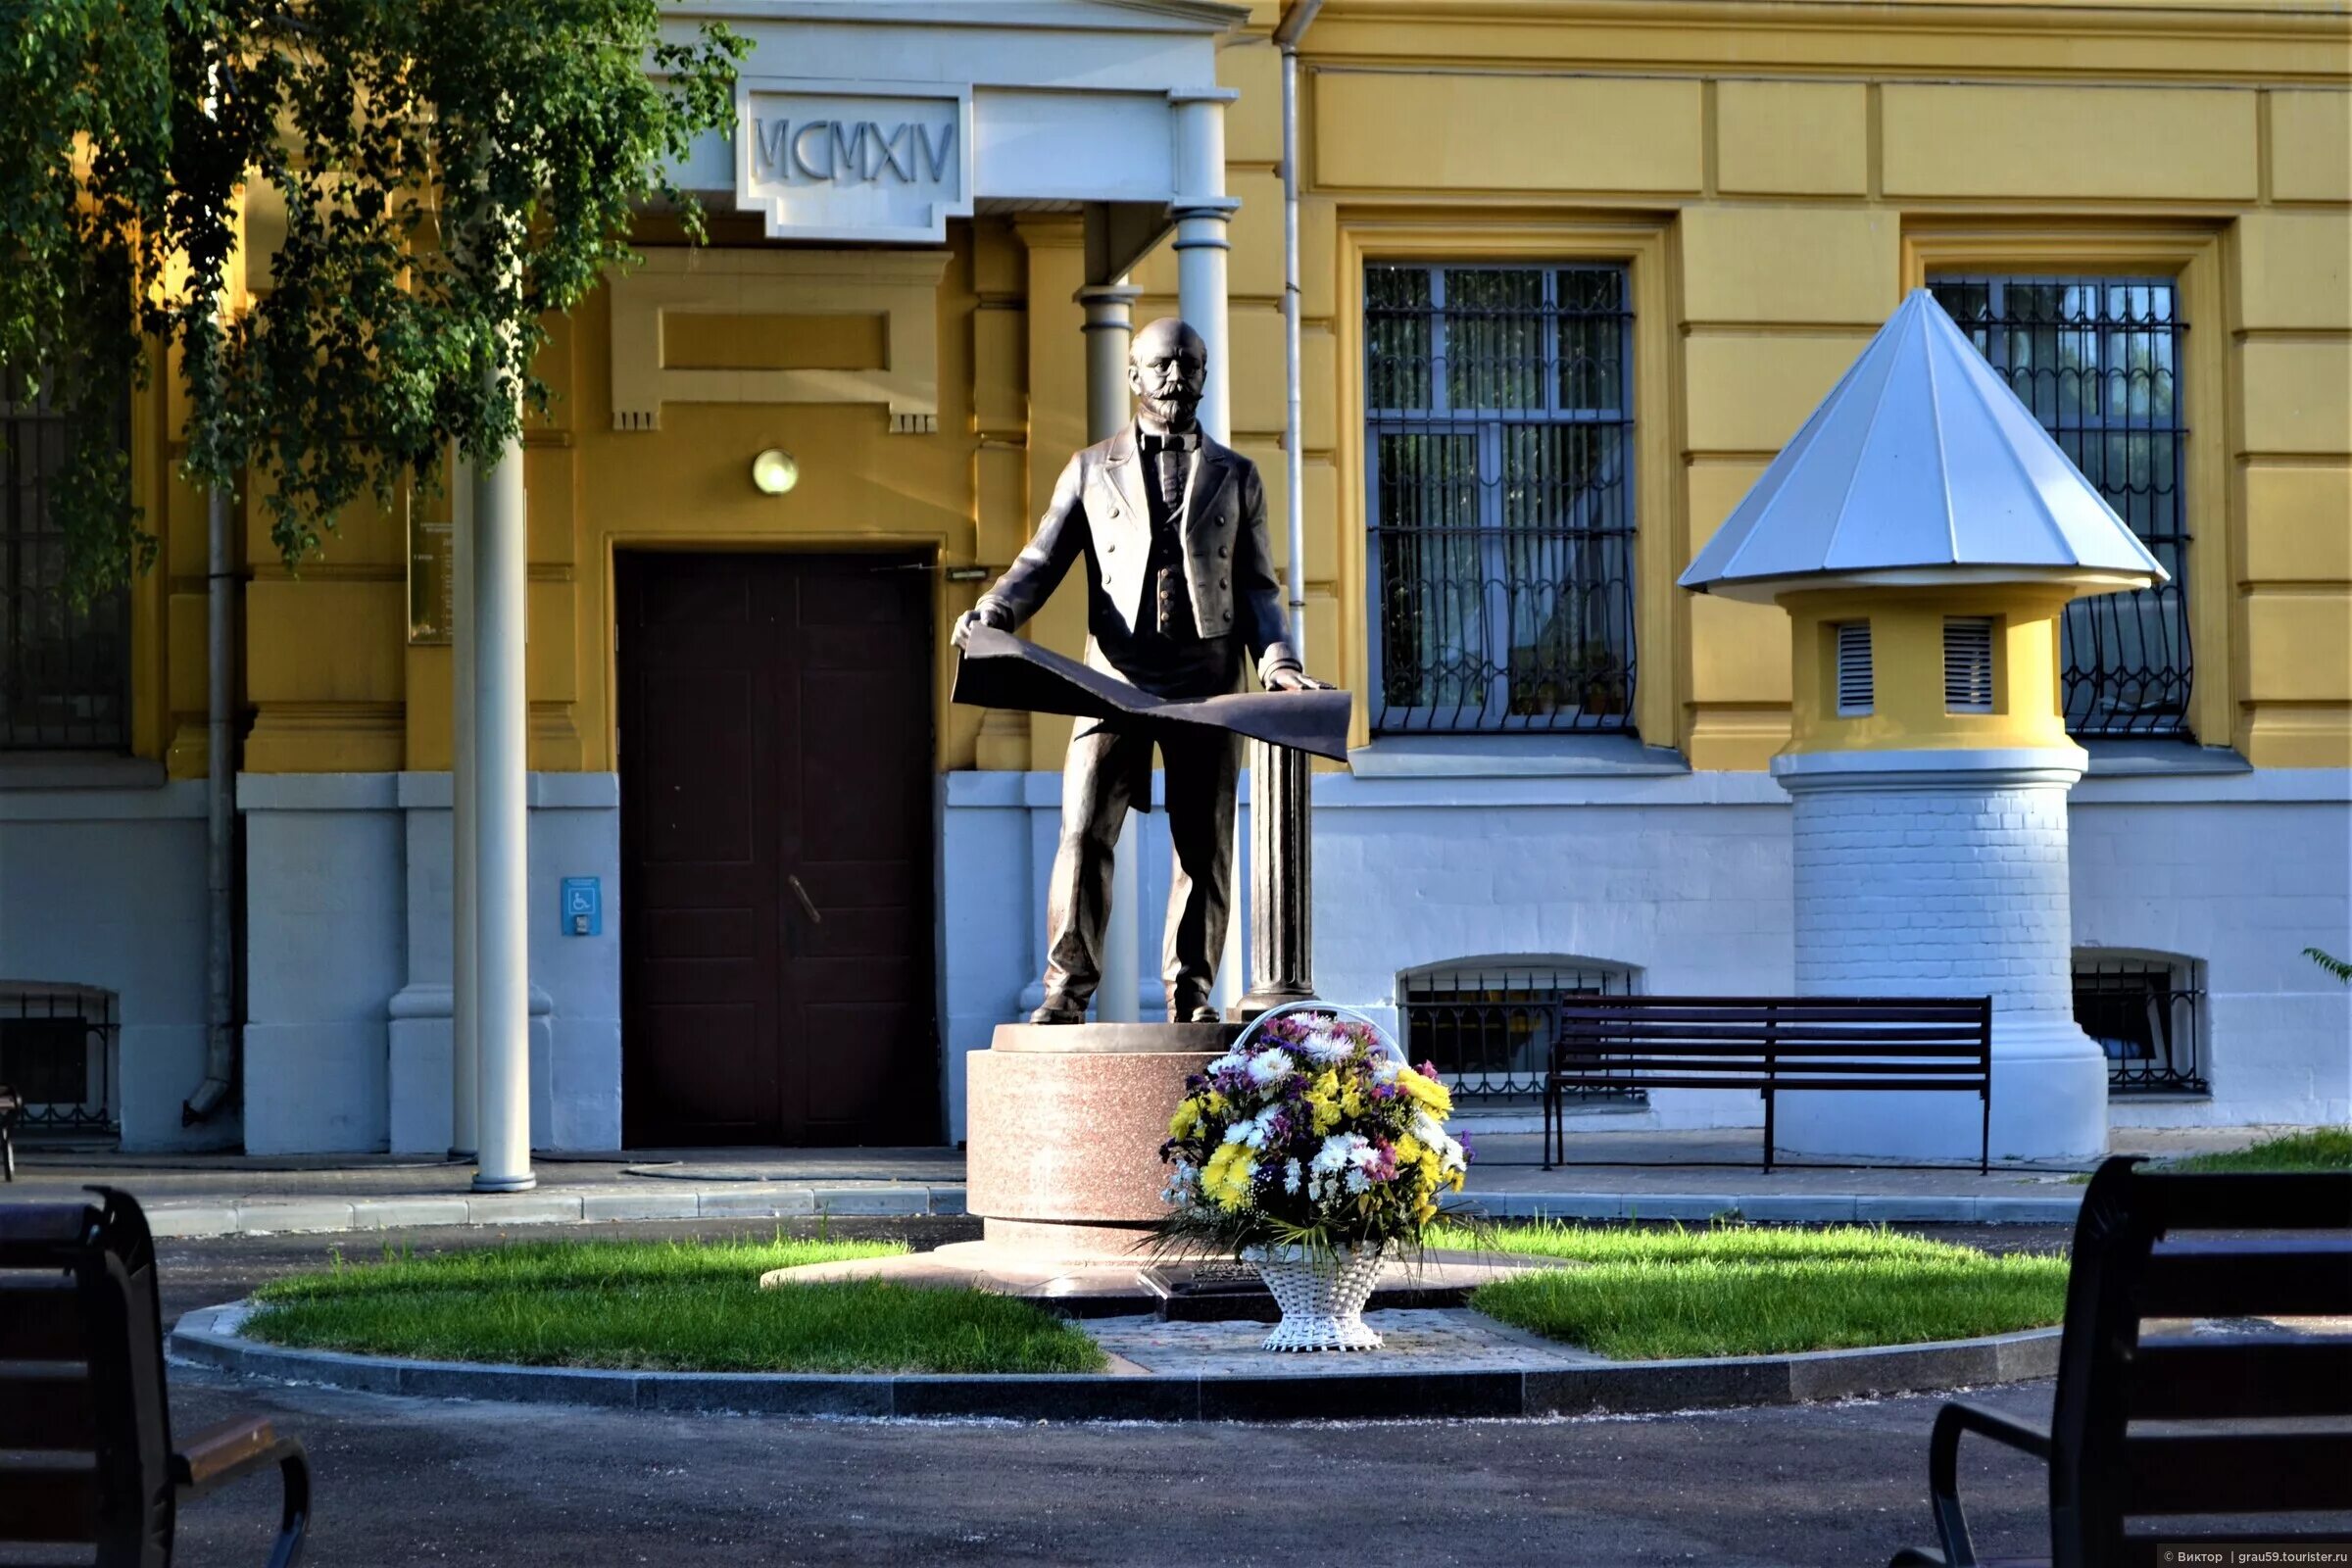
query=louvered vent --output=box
[1945,618,1996,713]
[1835,622,1873,715]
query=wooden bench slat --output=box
[2136,1235,2352,1319]
[2121,1429,2352,1515]
[0,1366,98,1448]
[1555,1056,1986,1073]
[2133,1170,2352,1232]
[0,1277,86,1359]
[1555,1030,1987,1049]
[2131,1335,2352,1420]
[0,1463,99,1545]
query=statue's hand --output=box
[953,605,1010,650]
[1263,663,1335,693]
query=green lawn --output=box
[242,1236,1107,1375]
[1446,1222,2069,1361]
[2159,1128,2352,1173]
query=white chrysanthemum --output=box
[1223,1122,1251,1146]
[1204,1053,1247,1076]
[1369,1054,1400,1084]
[1344,1168,1370,1195]
[1239,1106,1281,1150]
[1310,1133,1362,1173]
[1298,1026,1354,1063]
[1411,1110,1446,1145]
[1283,1157,1302,1194]
[1245,1049,1296,1086]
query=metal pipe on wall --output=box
[1276,0,1324,665]
[181,477,237,1126]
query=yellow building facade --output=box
[11,0,2345,1152]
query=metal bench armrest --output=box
[173,1416,311,1567]
[1921,1399,2051,1568]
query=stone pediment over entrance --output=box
[667,0,1249,245]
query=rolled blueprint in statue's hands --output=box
[951,625,1351,763]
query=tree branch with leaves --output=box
[0,0,743,597]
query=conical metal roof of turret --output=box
[1680,288,2168,603]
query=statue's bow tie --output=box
[1138,431,1200,455]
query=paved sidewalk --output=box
[4,1124,2286,1236]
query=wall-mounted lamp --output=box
[751,449,799,496]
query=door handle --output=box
[787,874,822,924]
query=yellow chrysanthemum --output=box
[1169,1100,1200,1139]
[1396,1133,1423,1165]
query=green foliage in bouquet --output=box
[1156,1007,1471,1259]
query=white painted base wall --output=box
[240,772,621,1155]
[941,761,2351,1147]
[0,775,226,1152]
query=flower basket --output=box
[1156,1002,1472,1352]
[1242,1243,1387,1352]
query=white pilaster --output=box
[471,385,536,1194]
[1078,279,1146,1023]
[1773,747,2110,1163]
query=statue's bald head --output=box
[1129,317,1207,432]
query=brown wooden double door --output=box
[617,551,938,1147]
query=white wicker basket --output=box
[1242,1244,1386,1351]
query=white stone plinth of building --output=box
[1772,748,2110,1164]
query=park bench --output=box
[0,1186,311,1566]
[1544,995,1993,1172]
[0,1082,20,1180]
[1890,1153,2352,1568]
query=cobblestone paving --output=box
[1087,1307,1610,1375]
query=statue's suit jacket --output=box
[976,424,1297,690]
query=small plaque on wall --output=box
[409,508,453,646]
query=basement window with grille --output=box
[2073,954,2207,1096]
[1399,958,1642,1105]
[1944,618,1996,713]
[0,985,119,1134]
[1834,622,1873,715]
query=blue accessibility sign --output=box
[560,877,602,937]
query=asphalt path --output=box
[153,1220,2061,1568]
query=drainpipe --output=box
[1276,0,1323,663]
[182,474,237,1125]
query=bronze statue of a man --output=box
[955,318,1328,1024]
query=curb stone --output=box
[123,1183,2082,1240]
[171,1302,2062,1422]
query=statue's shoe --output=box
[1028,996,1087,1024]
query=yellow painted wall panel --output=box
[973,306,1027,437]
[1226,169,1288,301]
[1315,73,1703,194]
[525,447,576,565]
[2235,212,2352,332]
[2239,339,2352,456]
[1679,208,1899,325]
[1221,37,1283,166]
[1690,591,1793,704]
[1716,81,1868,196]
[1884,85,2257,200]
[1684,332,1876,454]
[2244,592,2352,702]
[167,592,208,715]
[1687,462,1770,554]
[1229,307,1336,448]
[245,579,406,703]
[525,578,577,704]
[2271,90,2352,204]
[1299,195,1338,323]
[2243,465,2352,582]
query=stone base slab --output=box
[965,1022,1241,1241]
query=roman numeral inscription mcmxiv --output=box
[752,118,956,184]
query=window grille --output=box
[1364,265,1637,734]
[2,370,131,750]
[1835,622,1874,715]
[0,985,119,1134]
[2072,955,2207,1096]
[1400,959,1641,1104]
[1944,617,1995,713]
[1929,276,2191,737]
